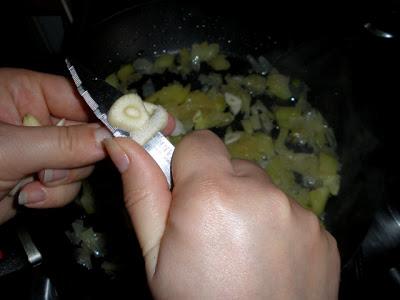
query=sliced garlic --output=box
[108,94,150,131]
[108,93,168,145]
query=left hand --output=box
[0,68,112,224]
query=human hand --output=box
[105,130,340,299]
[0,68,112,224]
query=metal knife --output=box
[65,58,174,188]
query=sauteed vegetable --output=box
[63,42,341,273]
[106,41,341,217]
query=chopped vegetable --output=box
[247,55,272,75]
[208,54,230,71]
[243,74,267,95]
[241,119,254,134]
[153,54,175,73]
[224,92,242,115]
[77,181,96,214]
[319,152,340,175]
[227,132,274,161]
[191,42,220,62]
[275,106,301,129]
[146,83,190,106]
[133,58,154,74]
[105,41,341,217]
[193,111,234,130]
[266,73,292,100]
[178,48,191,75]
[309,187,330,216]
[105,73,119,89]
[23,114,41,126]
[116,64,135,82]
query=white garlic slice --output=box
[108,93,168,145]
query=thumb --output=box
[0,122,111,178]
[103,137,171,278]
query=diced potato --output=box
[284,153,320,179]
[153,54,175,72]
[319,152,339,175]
[243,74,267,95]
[266,73,292,100]
[322,175,341,196]
[275,106,301,129]
[208,54,230,71]
[309,187,330,216]
[145,84,190,106]
[227,132,274,161]
[105,73,120,89]
[178,48,191,74]
[193,111,234,129]
[274,128,289,154]
[186,90,226,112]
[23,114,41,126]
[250,113,262,130]
[241,119,253,134]
[116,64,135,82]
[191,42,220,62]
[265,156,295,188]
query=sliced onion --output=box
[224,131,242,145]
[224,92,242,115]
[133,58,154,74]
[247,55,272,75]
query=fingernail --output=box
[95,127,113,145]
[42,169,69,183]
[88,123,101,129]
[103,138,130,173]
[18,188,46,205]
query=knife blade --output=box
[65,58,174,188]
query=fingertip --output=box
[162,114,176,136]
[103,138,131,173]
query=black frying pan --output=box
[68,0,385,260]
[3,1,395,299]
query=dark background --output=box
[0,0,398,299]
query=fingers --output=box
[38,165,95,187]
[0,68,90,123]
[104,137,172,277]
[172,130,234,185]
[161,114,176,136]
[18,181,82,208]
[0,123,111,179]
[37,73,90,122]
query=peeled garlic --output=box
[108,93,168,145]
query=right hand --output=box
[104,130,340,300]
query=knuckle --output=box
[124,186,152,209]
[57,126,77,154]
[179,130,216,150]
[267,187,292,220]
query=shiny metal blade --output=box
[144,132,174,188]
[65,58,174,187]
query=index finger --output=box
[1,68,89,123]
[36,71,90,121]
